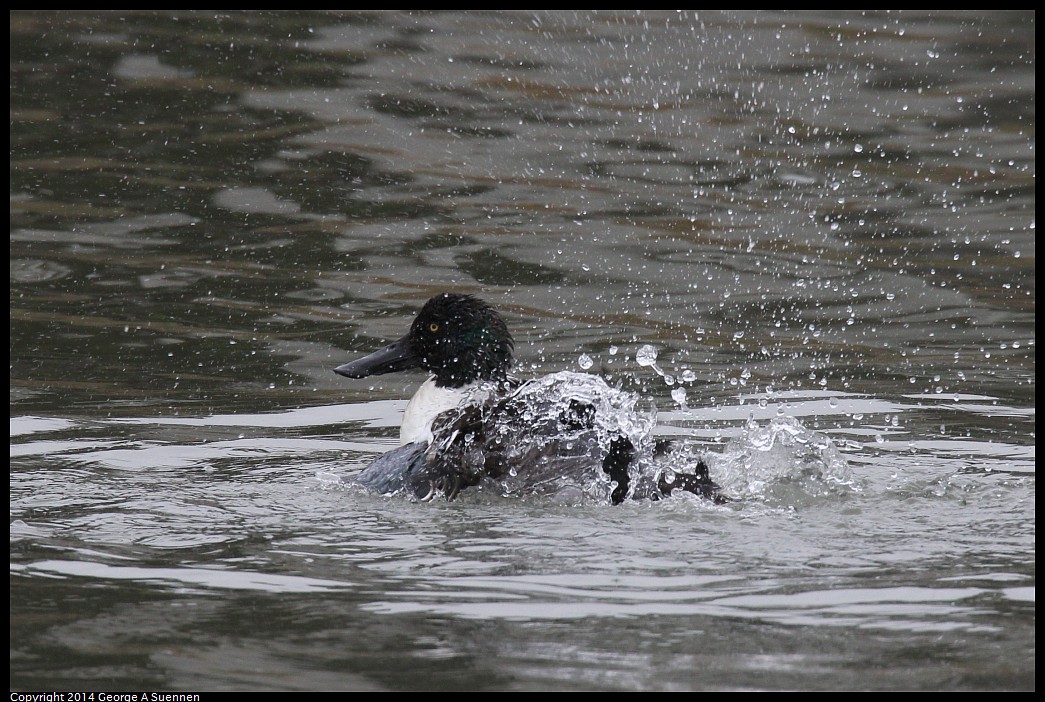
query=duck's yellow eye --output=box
[429,322,440,333]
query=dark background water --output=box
[10,11,1034,691]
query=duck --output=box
[335,292,724,504]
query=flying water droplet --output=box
[636,345,658,367]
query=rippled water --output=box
[10,11,1034,691]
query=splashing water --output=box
[455,371,659,503]
[406,371,853,507]
[712,415,859,505]
[472,378,856,505]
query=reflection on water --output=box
[10,10,1034,691]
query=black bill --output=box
[334,334,420,378]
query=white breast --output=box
[399,376,468,445]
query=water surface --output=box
[10,10,1034,691]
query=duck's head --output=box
[334,293,514,389]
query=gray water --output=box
[10,11,1034,691]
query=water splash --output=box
[713,415,859,505]
[360,371,854,508]
[460,371,659,503]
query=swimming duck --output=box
[335,293,724,504]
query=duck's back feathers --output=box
[355,442,427,496]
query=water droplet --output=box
[636,345,658,367]
[578,353,593,370]
[671,387,687,405]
